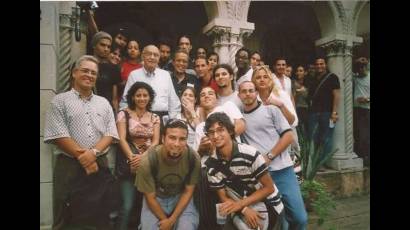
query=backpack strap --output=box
[148,146,196,189]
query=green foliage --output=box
[297,126,336,226]
[301,180,336,226]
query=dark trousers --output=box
[353,107,370,163]
[53,155,112,230]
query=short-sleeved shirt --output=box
[136,145,201,198]
[242,101,293,171]
[309,72,340,113]
[205,142,268,196]
[116,110,160,153]
[353,73,370,109]
[43,88,119,157]
[95,62,122,104]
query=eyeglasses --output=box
[205,127,226,137]
[78,68,98,77]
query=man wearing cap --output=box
[119,45,181,124]
[91,31,122,113]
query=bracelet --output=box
[241,206,248,214]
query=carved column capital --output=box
[206,26,231,48]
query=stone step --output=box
[314,167,370,198]
[308,194,370,230]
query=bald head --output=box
[142,45,160,72]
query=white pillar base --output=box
[326,153,363,171]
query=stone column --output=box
[203,18,254,73]
[315,34,364,170]
[58,2,87,93]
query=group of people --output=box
[43,24,369,230]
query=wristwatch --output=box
[267,152,275,160]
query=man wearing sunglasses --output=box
[136,119,201,230]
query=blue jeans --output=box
[269,167,308,230]
[307,112,335,164]
[117,178,142,230]
[140,194,199,230]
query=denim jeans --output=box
[307,112,335,164]
[117,177,142,230]
[140,195,199,230]
[269,167,308,230]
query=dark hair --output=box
[126,82,156,110]
[207,52,219,62]
[196,47,207,55]
[125,39,140,59]
[212,63,234,78]
[250,51,261,58]
[314,56,327,63]
[235,47,250,58]
[111,42,126,59]
[158,37,173,50]
[273,56,287,65]
[177,34,191,46]
[173,49,190,61]
[164,119,189,137]
[195,57,209,65]
[213,64,235,90]
[180,86,198,110]
[204,112,235,140]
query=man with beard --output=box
[238,81,307,230]
[234,48,253,91]
[213,64,242,108]
[136,119,201,230]
[158,39,173,71]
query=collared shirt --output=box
[170,72,200,97]
[43,89,119,157]
[119,67,181,118]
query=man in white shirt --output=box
[213,64,242,108]
[119,45,181,121]
[273,57,295,106]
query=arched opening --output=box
[353,2,370,59]
[88,2,211,54]
[246,1,321,69]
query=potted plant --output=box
[297,126,336,226]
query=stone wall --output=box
[40,2,59,229]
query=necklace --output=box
[131,110,147,120]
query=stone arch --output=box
[352,1,370,36]
[311,1,344,37]
[204,1,251,22]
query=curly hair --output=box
[126,82,156,110]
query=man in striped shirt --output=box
[204,112,283,230]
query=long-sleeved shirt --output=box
[119,67,181,119]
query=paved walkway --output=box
[307,194,370,230]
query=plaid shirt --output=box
[43,88,119,157]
